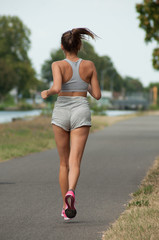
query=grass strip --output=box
[0,111,152,163]
[102,157,159,240]
[0,116,55,162]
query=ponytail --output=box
[61,28,98,53]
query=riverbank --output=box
[0,109,136,124]
[0,110,159,163]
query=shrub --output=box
[41,103,54,116]
[18,103,33,110]
[148,104,159,110]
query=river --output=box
[0,110,42,123]
[0,109,136,124]
[105,110,136,116]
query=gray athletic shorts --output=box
[51,96,91,131]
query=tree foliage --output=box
[0,15,37,99]
[146,81,159,105]
[123,76,144,92]
[41,49,64,84]
[136,0,159,70]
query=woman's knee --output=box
[69,160,81,170]
[60,159,69,169]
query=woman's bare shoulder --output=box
[81,59,95,68]
[51,60,65,67]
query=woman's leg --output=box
[52,125,70,208]
[69,126,90,191]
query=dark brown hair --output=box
[61,28,97,53]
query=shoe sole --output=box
[65,195,77,218]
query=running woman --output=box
[41,28,101,221]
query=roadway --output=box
[0,114,159,240]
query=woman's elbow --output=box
[55,88,61,94]
[94,92,101,100]
[51,86,61,94]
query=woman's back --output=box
[56,59,93,85]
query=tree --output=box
[146,81,159,105]
[136,0,159,69]
[0,57,16,99]
[123,76,144,92]
[0,15,37,99]
[41,49,64,84]
[79,42,124,92]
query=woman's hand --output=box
[41,90,48,100]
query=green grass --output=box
[0,111,145,162]
[102,157,159,240]
[0,115,111,162]
[0,116,55,162]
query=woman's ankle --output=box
[68,189,75,195]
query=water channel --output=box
[0,109,137,124]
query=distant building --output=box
[112,92,150,110]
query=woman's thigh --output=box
[52,125,70,164]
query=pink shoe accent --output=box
[65,190,77,218]
[61,208,65,217]
[61,208,70,221]
[65,190,75,199]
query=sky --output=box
[1,0,159,87]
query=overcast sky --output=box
[1,0,159,87]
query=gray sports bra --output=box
[60,58,89,92]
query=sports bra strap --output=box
[64,58,82,71]
[61,58,88,92]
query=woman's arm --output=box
[41,62,62,100]
[88,62,101,100]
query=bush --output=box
[148,104,159,110]
[88,98,107,115]
[4,94,15,105]
[41,103,54,116]
[0,94,16,109]
[0,104,5,110]
[91,104,107,115]
[18,103,33,110]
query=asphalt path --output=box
[1,115,159,240]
